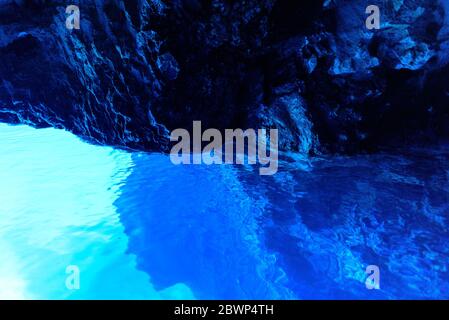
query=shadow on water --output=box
[116,148,449,299]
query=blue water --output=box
[0,123,448,299]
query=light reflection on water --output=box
[0,124,188,299]
[1,123,448,299]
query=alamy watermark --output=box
[170,121,279,176]
[65,5,80,30]
[365,265,380,290]
[366,5,381,30]
[62,4,380,32]
[65,265,80,290]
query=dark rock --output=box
[1,0,449,154]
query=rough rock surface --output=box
[1,0,449,154]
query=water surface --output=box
[0,123,448,299]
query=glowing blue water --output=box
[0,123,448,299]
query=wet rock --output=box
[0,0,449,154]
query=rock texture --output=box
[1,0,449,154]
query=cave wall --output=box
[1,0,449,154]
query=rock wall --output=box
[1,0,448,154]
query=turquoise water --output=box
[0,124,186,299]
[0,123,448,299]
